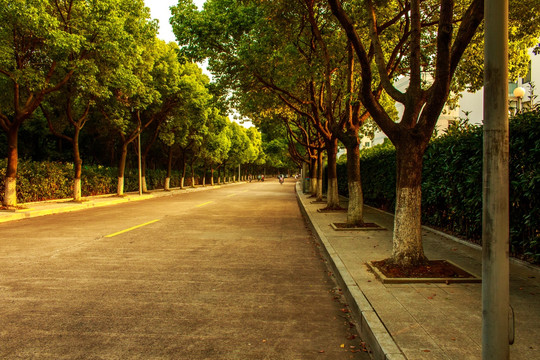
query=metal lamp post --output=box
[483,0,511,357]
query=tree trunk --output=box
[141,154,148,193]
[73,129,83,201]
[180,153,186,189]
[316,150,324,201]
[391,141,428,266]
[345,141,364,225]
[3,126,19,207]
[325,138,341,209]
[164,147,173,191]
[117,143,128,196]
[210,168,215,186]
[190,167,196,188]
[309,155,317,196]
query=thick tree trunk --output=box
[117,143,128,196]
[73,131,83,201]
[210,168,215,186]
[164,177,170,191]
[391,142,428,266]
[346,142,364,225]
[3,127,19,207]
[325,139,341,209]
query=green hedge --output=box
[0,160,182,203]
[338,109,539,263]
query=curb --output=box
[296,184,406,360]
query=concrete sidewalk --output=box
[296,183,539,360]
[0,183,241,224]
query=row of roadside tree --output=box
[0,0,298,207]
[171,0,540,267]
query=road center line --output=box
[196,201,214,207]
[105,219,160,238]
[225,193,237,198]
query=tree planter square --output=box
[330,222,386,231]
[366,260,481,284]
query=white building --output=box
[459,47,539,124]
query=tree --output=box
[97,4,160,196]
[158,61,211,188]
[328,0,486,266]
[198,107,232,185]
[139,41,193,192]
[171,0,347,210]
[0,0,86,207]
[225,121,250,182]
[244,127,265,178]
[39,0,132,201]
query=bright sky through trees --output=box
[145,0,206,43]
[144,0,251,129]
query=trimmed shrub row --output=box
[337,109,539,263]
[0,160,182,203]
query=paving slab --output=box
[296,183,540,360]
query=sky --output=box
[144,0,205,43]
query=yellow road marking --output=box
[196,201,214,207]
[105,219,160,238]
[225,193,237,198]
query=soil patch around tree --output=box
[367,259,481,284]
[0,205,27,211]
[317,207,346,212]
[331,222,385,231]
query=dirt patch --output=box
[317,206,346,212]
[333,222,380,229]
[0,205,27,211]
[370,259,475,279]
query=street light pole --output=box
[483,0,510,357]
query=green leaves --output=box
[353,109,540,263]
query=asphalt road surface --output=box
[0,179,370,359]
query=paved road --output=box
[0,180,370,359]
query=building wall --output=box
[459,47,540,124]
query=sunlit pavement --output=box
[0,179,371,359]
[296,182,539,359]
